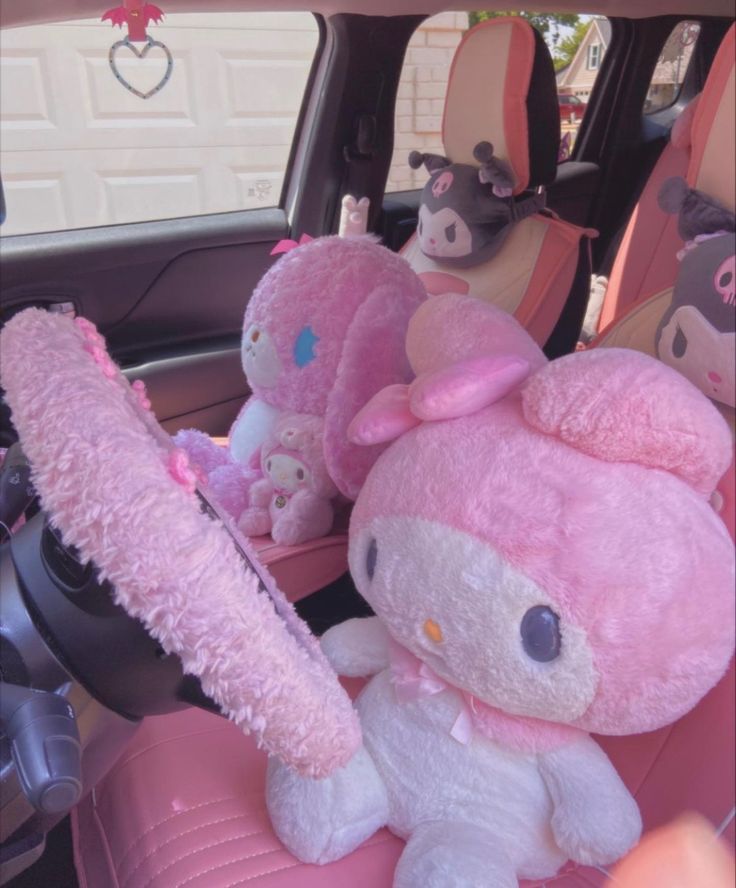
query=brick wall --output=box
[386,12,469,193]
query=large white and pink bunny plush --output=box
[266,295,735,888]
[175,235,427,523]
[239,413,339,546]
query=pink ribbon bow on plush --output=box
[270,233,314,256]
[388,638,585,752]
[389,640,476,744]
[348,355,531,446]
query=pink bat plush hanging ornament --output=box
[103,0,171,100]
[175,236,427,534]
[102,0,164,42]
[266,294,735,887]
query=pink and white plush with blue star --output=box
[176,235,427,525]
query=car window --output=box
[387,12,608,189]
[554,16,608,160]
[0,12,319,236]
[644,21,701,115]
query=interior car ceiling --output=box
[0,12,733,452]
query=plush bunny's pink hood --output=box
[349,296,735,737]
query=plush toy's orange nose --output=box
[423,619,443,643]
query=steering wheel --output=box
[0,308,360,778]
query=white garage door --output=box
[0,12,319,236]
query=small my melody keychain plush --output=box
[238,413,339,546]
[265,295,735,888]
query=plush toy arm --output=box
[270,489,333,546]
[321,617,391,677]
[538,737,642,867]
[249,478,274,508]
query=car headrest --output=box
[442,17,560,194]
[688,23,735,211]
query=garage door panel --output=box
[0,12,319,234]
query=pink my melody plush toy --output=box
[176,235,427,524]
[238,412,339,546]
[266,295,735,888]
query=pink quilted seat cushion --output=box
[251,533,348,602]
[72,705,402,888]
[71,704,611,888]
[73,663,734,887]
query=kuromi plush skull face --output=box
[656,234,736,408]
[409,142,543,268]
[348,298,735,736]
[656,177,736,408]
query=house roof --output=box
[556,17,609,89]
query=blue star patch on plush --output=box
[293,325,319,367]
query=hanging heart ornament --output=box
[109,35,173,99]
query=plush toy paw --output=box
[249,478,274,508]
[266,746,389,865]
[238,506,272,538]
[207,463,258,520]
[270,516,309,547]
[550,799,642,867]
[172,428,230,475]
[394,822,516,888]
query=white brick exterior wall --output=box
[386,12,469,193]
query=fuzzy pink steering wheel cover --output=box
[0,309,360,777]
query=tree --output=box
[553,19,591,72]
[469,11,580,49]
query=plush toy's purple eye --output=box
[296,468,305,480]
[520,606,561,662]
[418,218,423,236]
[266,460,272,472]
[366,538,378,580]
[445,222,456,244]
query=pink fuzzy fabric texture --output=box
[406,292,548,377]
[243,235,427,498]
[207,461,259,521]
[0,309,360,777]
[172,428,230,474]
[245,235,426,417]
[352,332,735,736]
[522,348,734,497]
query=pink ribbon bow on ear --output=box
[347,355,531,446]
[270,233,314,256]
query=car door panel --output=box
[0,208,285,441]
[124,347,246,435]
